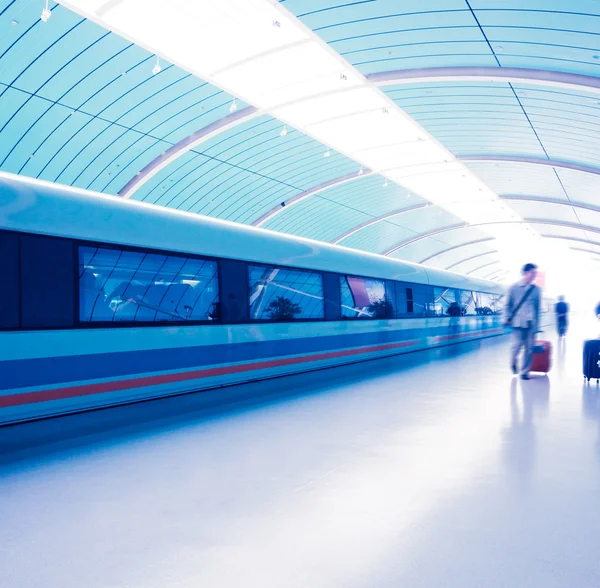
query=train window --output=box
[395,283,433,317]
[78,246,219,323]
[460,290,478,316]
[432,287,461,317]
[340,275,389,319]
[478,292,504,315]
[248,264,324,321]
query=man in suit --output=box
[503,263,541,380]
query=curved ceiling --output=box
[1,0,600,281]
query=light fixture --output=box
[40,0,51,22]
[152,55,161,75]
[10,20,18,26]
[357,166,364,176]
[229,98,238,113]
[383,180,388,188]
[280,124,287,137]
[324,148,331,158]
[496,46,504,52]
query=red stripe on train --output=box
[435,327,504,342]
[0,339,421,408]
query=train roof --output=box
[0,172,504,294]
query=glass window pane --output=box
[432,287,461,317]
[488,293,505,315]
[79,246,219,323]
[460,290,477,316]
[340,275,388,319]
[248,265,324,321]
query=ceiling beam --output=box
[384,219,600,256]
[501,195,600,213]
[367,66,600,95]
[118,66,600,200]
[331,203,430,244]
[460,155,600,176]
[418,238,495,264]
[334,195,600,250]
[445,250,499,271]
[482,269,509,282]
[252,170,373,227]
[118,106,259,198]
[466,260,501,276]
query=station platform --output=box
[2,321,600,588]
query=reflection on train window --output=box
[340,275,388,319]
[248,264,324,321]
[432,287,461,316]
[78,246,219,323]
[478,292,504,315]
[460,290,478,315]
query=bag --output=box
[507,285,534,326]
[583,339,600,381]
[531,340,551,373]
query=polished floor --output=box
[2,319,600,588]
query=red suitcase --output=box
[530,340,552,373]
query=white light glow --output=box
[307,109,421,153]
[57,0,591,277]
[272,87,388,127]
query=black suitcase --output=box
[583,340,600,382]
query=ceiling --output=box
[1,0,600,281]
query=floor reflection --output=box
[582,384,600,460]
[556,336,567,372]
[502,376,550,483]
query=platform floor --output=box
[2,321,600,588]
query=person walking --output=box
[555,296,569,337]
[503,263,541,380]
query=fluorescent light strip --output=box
[58,0,580,272]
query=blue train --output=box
[1,172,509,425]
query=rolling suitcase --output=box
[583,340,600,382]
[530,339,551,374]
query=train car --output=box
[0,171,509,425]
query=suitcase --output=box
[583,339,600,382]
[530,340,551,373]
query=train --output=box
[0,171,514,425]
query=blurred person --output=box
[555,296,569,337]
[504,263,541,380]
